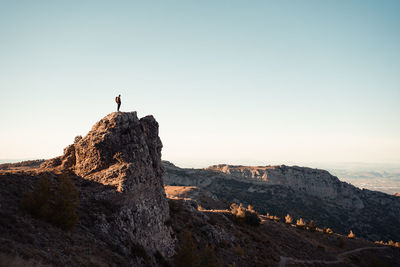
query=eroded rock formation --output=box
[42,112,175,259]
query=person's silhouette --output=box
[115,94,121,111]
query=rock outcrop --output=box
[42,112,175,259]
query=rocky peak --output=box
[42,111,163,192]
[41,111,175,258]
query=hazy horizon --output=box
[1,1,399,168]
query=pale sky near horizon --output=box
[1,0,399,168]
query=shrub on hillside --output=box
[230,203,246,218]
[230,203,260,226]
[21,175,79,230]
[285,214,293,224]
[296,218,306,229]
[247,205,255,213]
[348,230,355,239]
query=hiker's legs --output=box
[117,103,121,111]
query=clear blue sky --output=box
[1,0,399,168]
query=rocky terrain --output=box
[166,188,400,267]
[0,112,175,266]
[164,162,400,242]
[1,112,399,266]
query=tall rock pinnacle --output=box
[41,111,175,258]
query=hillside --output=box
[166,187,400,266]
[0,112,175,266]
[1,112,399,266]
[163,162,400,242]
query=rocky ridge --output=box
[207,164,364,209]
[163,161,400,242]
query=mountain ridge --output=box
[163,161,400,242]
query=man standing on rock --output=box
[115,94,121,111]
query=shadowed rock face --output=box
[41,112,175,258]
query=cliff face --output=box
[207,164,364,209]
[164,162,400,242]
[42,112,175,258]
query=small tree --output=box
[230,203,260,226]
[296,218,306,229]
[348,230,355,239]
[285,214,293,224]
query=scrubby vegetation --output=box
[21,175,79,230]
[375,240,400,248]
[230,203,261,226]
[348,230,355,239]
[285,214,293,224]
[296,218,306,229]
